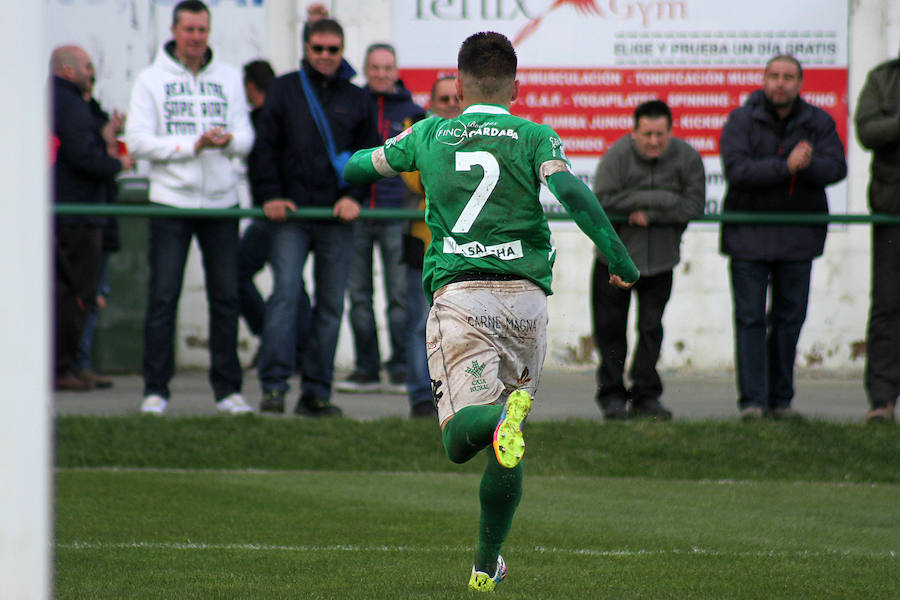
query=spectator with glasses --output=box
[250,17,378,416]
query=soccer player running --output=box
[343,31,638,592]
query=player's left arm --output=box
[343,146,387,184]
[544,165,639,286]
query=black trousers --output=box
[865,224,900,408]
[592,260,673,403]
[55,223,102,377]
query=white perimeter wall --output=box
[169,0,895,374]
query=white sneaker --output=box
[141,394,168,415]
[217,393,253,415]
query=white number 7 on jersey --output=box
[451,151,500,233]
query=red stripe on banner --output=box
[399,67,848,158]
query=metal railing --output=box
[52,179,900,225]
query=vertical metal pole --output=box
[0,1,51,598]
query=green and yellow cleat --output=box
[468,555,507,592]
[492,390,532,469]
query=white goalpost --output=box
[0,1,51,598]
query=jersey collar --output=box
[462,104,510,115]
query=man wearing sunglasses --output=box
[251,18,379,416]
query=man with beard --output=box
[719,55,846,420]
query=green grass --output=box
[54,417,900,598]
[57,415,900,482]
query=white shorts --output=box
[426,278,548,426]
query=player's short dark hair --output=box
[243,60,275,93]
[305,18,344,43]
[457,32,516,97]
[766,54,803,79]
[633,100,672,129]
[172,0,209,28]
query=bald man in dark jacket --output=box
[51,45,130,391]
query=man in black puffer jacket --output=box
[719,54,846,420]
[51,45,131,391]
[855,56,900,423]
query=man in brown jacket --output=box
[855,56,900,423]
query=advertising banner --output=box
[46,0,267,113]
[394,0,850,214]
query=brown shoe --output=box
[865,404,895,423]
[75,370,113,389]
[769,406,804,421]
[739,406,764,421]
[55,373,93,391]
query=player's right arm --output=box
[343,147,385,184]
[344,119,423,184]
[545,168,640,287]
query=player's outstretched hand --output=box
[609,274,635,290]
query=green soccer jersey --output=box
[380,104,566,298]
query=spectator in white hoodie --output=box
[125,0,254,415]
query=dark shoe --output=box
[597,396,628,420]
[55,373,93,391]
[865,404,895,423]
[410,401,438,419]
[768,406,804,421]
[75,369,113,389]
[739,406,764,421]
[335,371,380,393]
[260,389,285,413]
[294,392,343,417]
[630,398,673,420]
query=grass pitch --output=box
[55,417,900,598]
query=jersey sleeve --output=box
[344,118,431,184]
[546,171,639,284]
[382,118,429,173]
[530,124,571,181]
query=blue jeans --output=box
[347,219,407,377]
[143,216,241,400]
[405,267,432,408]
[238,219,311,359]
[259,219,353,398]
[729,258,812,411]
[75,252,111,372]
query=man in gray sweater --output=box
[591,100,705,420]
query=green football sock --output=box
[441,404,504,464]
[474,447,523,574]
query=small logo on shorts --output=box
[465,360,489,393]
[465,360,486,378]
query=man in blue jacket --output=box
[337,43,425,395]
[251,18,379,416]
[719,55,847,420]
